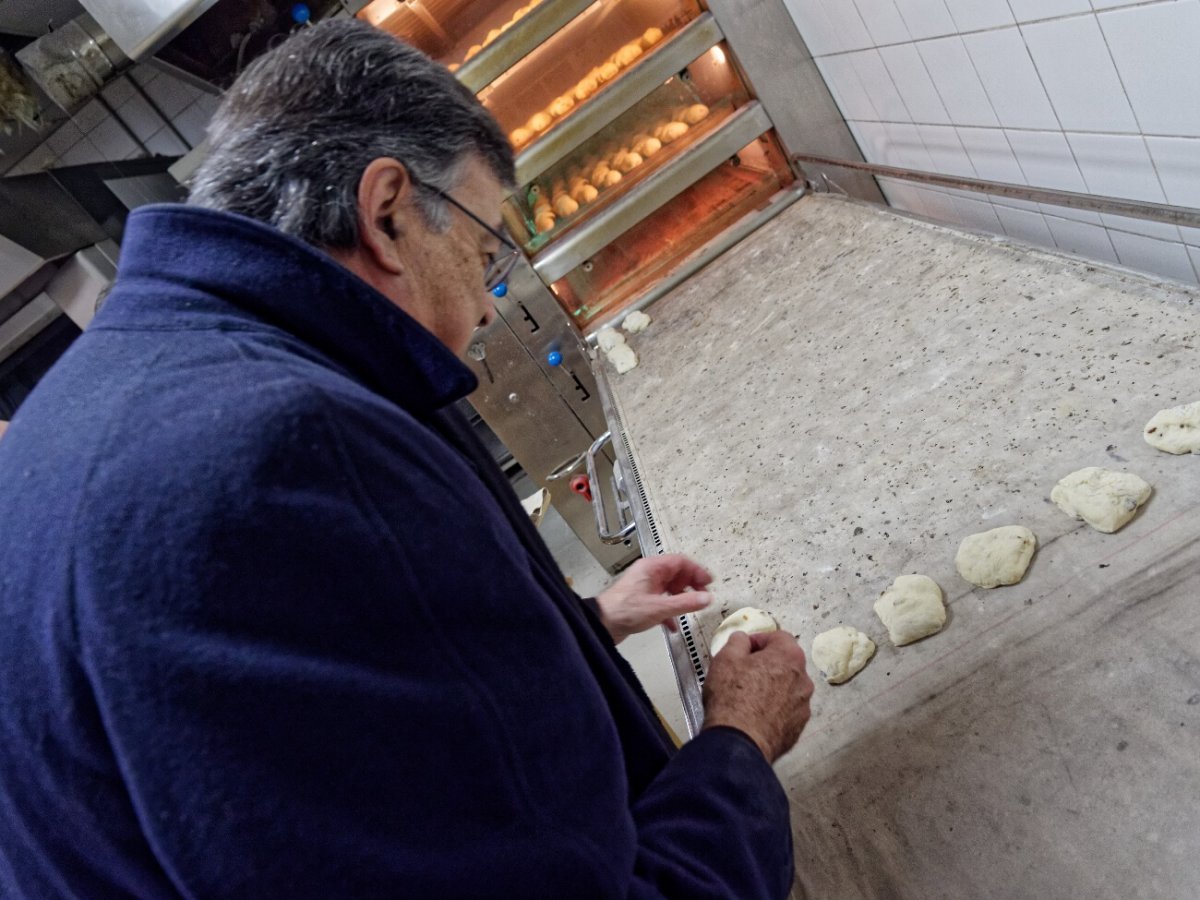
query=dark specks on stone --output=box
[1117,741,1129,751]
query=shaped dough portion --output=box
[955,525,1036,588]
[1051,467,1151,533]
[812,626,875,684]
[596,328,626,351]
[874,575,945,646]
[622,310,651,333]
[709,607,777,657]
[1144,400,1200,455]
[605,343,638,374]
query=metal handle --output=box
[545,450,588,481]
[791,152,1200,229]
[585,431,637,544]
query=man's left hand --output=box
[594,554,714,644]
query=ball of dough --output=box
[485,28,502,44]
[548,95,574,118]
[571,183,599,204]
[605,343,638,375]
[1144,400,1200,454]
[596,327,626,351]
[528,112,552,133]
[955,525,1037,589]
[509,127,533,147]
[1051,467,1152,533]
[464,44,482,61]
[812,626,876,684]
[591,163,611,184]
[659,121,689,144]
[574,76,599,102]
[874,575,945,646]
[633,136,662,157]
[534,215,556,234]
[622,310,651,333]
[615,151,643,173]
[597,62,619,83]
[709,607,778,657]
[552,195,579,217]
[614,43,642,67]
[682,103,710,125]
[602,169,623,187]
[641,27,663,48]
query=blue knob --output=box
[292,3,311,23]
[491,282,509,298]
[547,351,563,367]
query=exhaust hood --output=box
[77,0,222,62]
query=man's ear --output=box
[356,157,416,276]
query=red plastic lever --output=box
[570,474,593,503]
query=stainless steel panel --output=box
[497,260,608,437]
[78,0,219,61]
[16,12,131,113]
[457,0,596,93]
[465,283,637,572]
[532,101,772,283]
[512,14,723,186]
[704,0,883,204]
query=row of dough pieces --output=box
[451,0,550,71]
[708,398,1200,686]
[508,27,666,151]
[530,105,709,234]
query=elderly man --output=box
[0,20,812,898]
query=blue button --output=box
[492,282,509,298]
[291,4,311,23]
[547,351,563,367]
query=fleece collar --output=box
[106,204,478,414]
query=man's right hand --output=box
[700,630,814,763]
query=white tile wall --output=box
[853,0,912,46]
[1022,16,1137,132]
[964,28,1057,130]
[786,0,1200,285]
[1099,2,1200,137]
[879,44,949,123]
[5,65,214,178]
[894,0,959,40]
[917,36,999,127]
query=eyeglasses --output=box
[411,177,521,292]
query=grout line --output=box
[1091,8,1148,135]
[810,0,1183,59]
[842,0,882,51]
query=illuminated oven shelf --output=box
[530,101,772,284]
[548,129,795,329]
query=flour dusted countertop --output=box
[605,195,1200,899]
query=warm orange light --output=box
[358,0,402,26]
[711,46,726,65]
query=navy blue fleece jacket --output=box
[0,205,792,898]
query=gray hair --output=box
[188,19,514,247]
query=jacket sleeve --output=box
[71,390,793,898]
[629,727,794,899]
